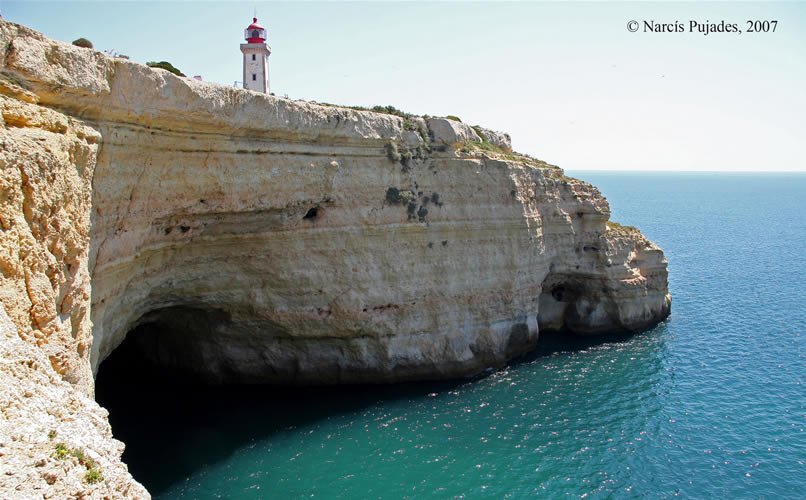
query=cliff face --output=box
[0,20,670,497]
[0,23,148,498]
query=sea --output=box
[96,172,805,499]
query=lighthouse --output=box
[240,17,271,93]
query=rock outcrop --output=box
[426,117,482,146]
[0,20,670,498]
[474,126,512,151]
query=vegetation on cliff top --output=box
[454,140,554,167]
[71,37,93,49]
[146,60,185,77]
[606,220,639,232]
[302,100,561,176]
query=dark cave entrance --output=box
[93,307,461,495]
[93,302,637,495]
[537,277,579,333]
[99,306,236,384]
[537,272,622,335]
[92,306,274,494]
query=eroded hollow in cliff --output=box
[96,305,235,386]
[93,306,481,495]
[538,273,619,334]
[94,304,302,492]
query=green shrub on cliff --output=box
[385,142,402,162]
[53,442,104,484]
[327,103,414,119]
[53,443,70,459]
[71,38,93,49]
[146,61,185,77]
[452,140,557,170]
[385,187,416,205]
[606,220,638,232]
[473,140,505,154]
[370,105,411,118]
[84,467,104,484]
[454,140,503,155]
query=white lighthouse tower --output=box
[240,17,271,93]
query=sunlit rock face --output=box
[0,18,668,497]
[85,105,670,384]
[1,19,670,385]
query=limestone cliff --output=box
[0,20,670,498]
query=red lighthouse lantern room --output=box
[245,18,267,43]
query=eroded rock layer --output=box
[0,19,669,497]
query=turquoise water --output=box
[97,172,806,498]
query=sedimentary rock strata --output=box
[0,19,670,497]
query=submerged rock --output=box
[0,19,669,497]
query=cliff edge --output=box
[0,20,670,498]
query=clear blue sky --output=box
[3,1,805,171]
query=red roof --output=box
[246,17,265,30]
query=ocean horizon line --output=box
[566,169,806,174]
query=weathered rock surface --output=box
[426,117,482,145]
[0,19,670,498]
[474,126,512,151]
[0,91,97,392]
[0,306,148,499]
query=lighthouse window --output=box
[252,30,260,38]
[252,54,256,61]
[252,74,256,81]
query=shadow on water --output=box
[95,327,651,495]
[517,328,643,362]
